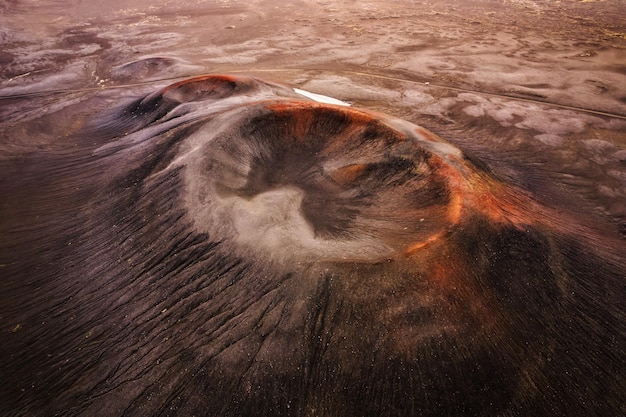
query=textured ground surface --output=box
[2,0,625,224]
[0,1,625,416]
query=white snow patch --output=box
[293,88,351,106]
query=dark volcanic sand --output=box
[0,1,625,417]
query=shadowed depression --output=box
[0,75,624,417]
